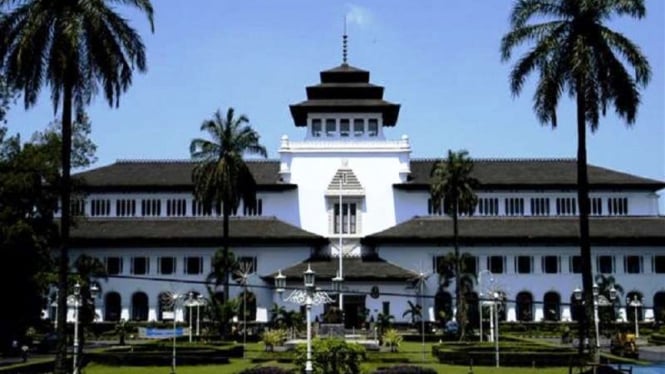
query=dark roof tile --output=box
[265,257,417,281]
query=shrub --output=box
[238,367,294,374]
[294,338,366,374]
[382,329,403,352]
[262,329,287,352]
[373,365,437,374]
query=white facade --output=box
[54,62,665,328]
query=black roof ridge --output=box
[411,157,576,163]
[412,215,665,221]
[114,159,280,164]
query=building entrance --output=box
[343,294,367,329]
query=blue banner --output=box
[138,327,188,339]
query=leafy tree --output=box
[0,127,58,352]
[594,274,623,326]
[0,74,15,123]
[190,107,267,322]
[501,0,651,353]
[0,2,154,371]
[430,149,478,339]
[31,110,98,170]
[375,312,395,339]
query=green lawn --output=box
[81,341,575,374]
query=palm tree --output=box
[0,2,154,371]
[190,107,267,312]
[430,149,478,339]
[501,0,651,352]
[402,301,422,326]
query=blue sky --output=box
[4,1,664,206]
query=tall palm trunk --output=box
[576,80,595,356]
[452,196,466,340]
[222,204,230,336]
[54,83,73,374]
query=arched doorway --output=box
[131,292,149,321]
[183,291,202,323]
[543,291,561,321]
[104,292,121,322]
[654,292,665,323]
[516,291,533,322]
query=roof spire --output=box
[342,16,348,65]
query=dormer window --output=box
[368,119,378,137]
[353,119,364,136]
[312,119,322,137]
[325,119,336,136]
[340,119,350,137]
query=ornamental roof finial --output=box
[342,16,348,65]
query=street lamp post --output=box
[196,295,206,337]
[274,264,336,374]
[71,282,99,374]
[627,295,642,338]
[493,291,500,368]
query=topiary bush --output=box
[373,365,437,374]
[294,338,366,374]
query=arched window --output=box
[543,291,561,321]
[104,292,121,322]
[434,290,453,325]
[516,292,533,322]
[625,291,643,322]
[131,292,149,321]
[653,292,665,323]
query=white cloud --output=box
[345,3,372,28]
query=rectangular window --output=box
[542,256,559,274]
[556,197,577,215]
[71,199,85,216]
[141,199,162,216]
[530,197,550,216]
[590,197,603,215]
[353,119,364,136]
[237,256,258,274]
[184,256,203,275]
[570,256,582,274]
[427,198,444,215]
[654,256,665,273]
[382,301,390,316]
[325,119,336,136]
[311,119,322,137]
[597,255,613,274]
[158,257,176,275]
[166,199,187,216]
[487,256,504,274]
[334,203,357,234]
[340,119,350,137]
[91,199,111,216]
[115,199,136,217]
[478,198,499,216]
[624,255,642,274]
[131,257,149,275]
[368,119,378,136]
[608,197,628,215]
[504,197,524,216]
[106,257,123,275]
[516,256,532,274]
[243,199,263,216]
[463,256,477,275]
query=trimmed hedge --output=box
[432,342,587,367]
[648,333,665,345]
[86,344,243,366]
[373,365,437,374]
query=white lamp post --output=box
[72,282,99,374]
[274,264,335,374]
[186,292,194,343]
[493,291,500,368]
[627,295,642,338]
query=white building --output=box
[59,61,665,328]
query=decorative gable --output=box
[325,165,365,197]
